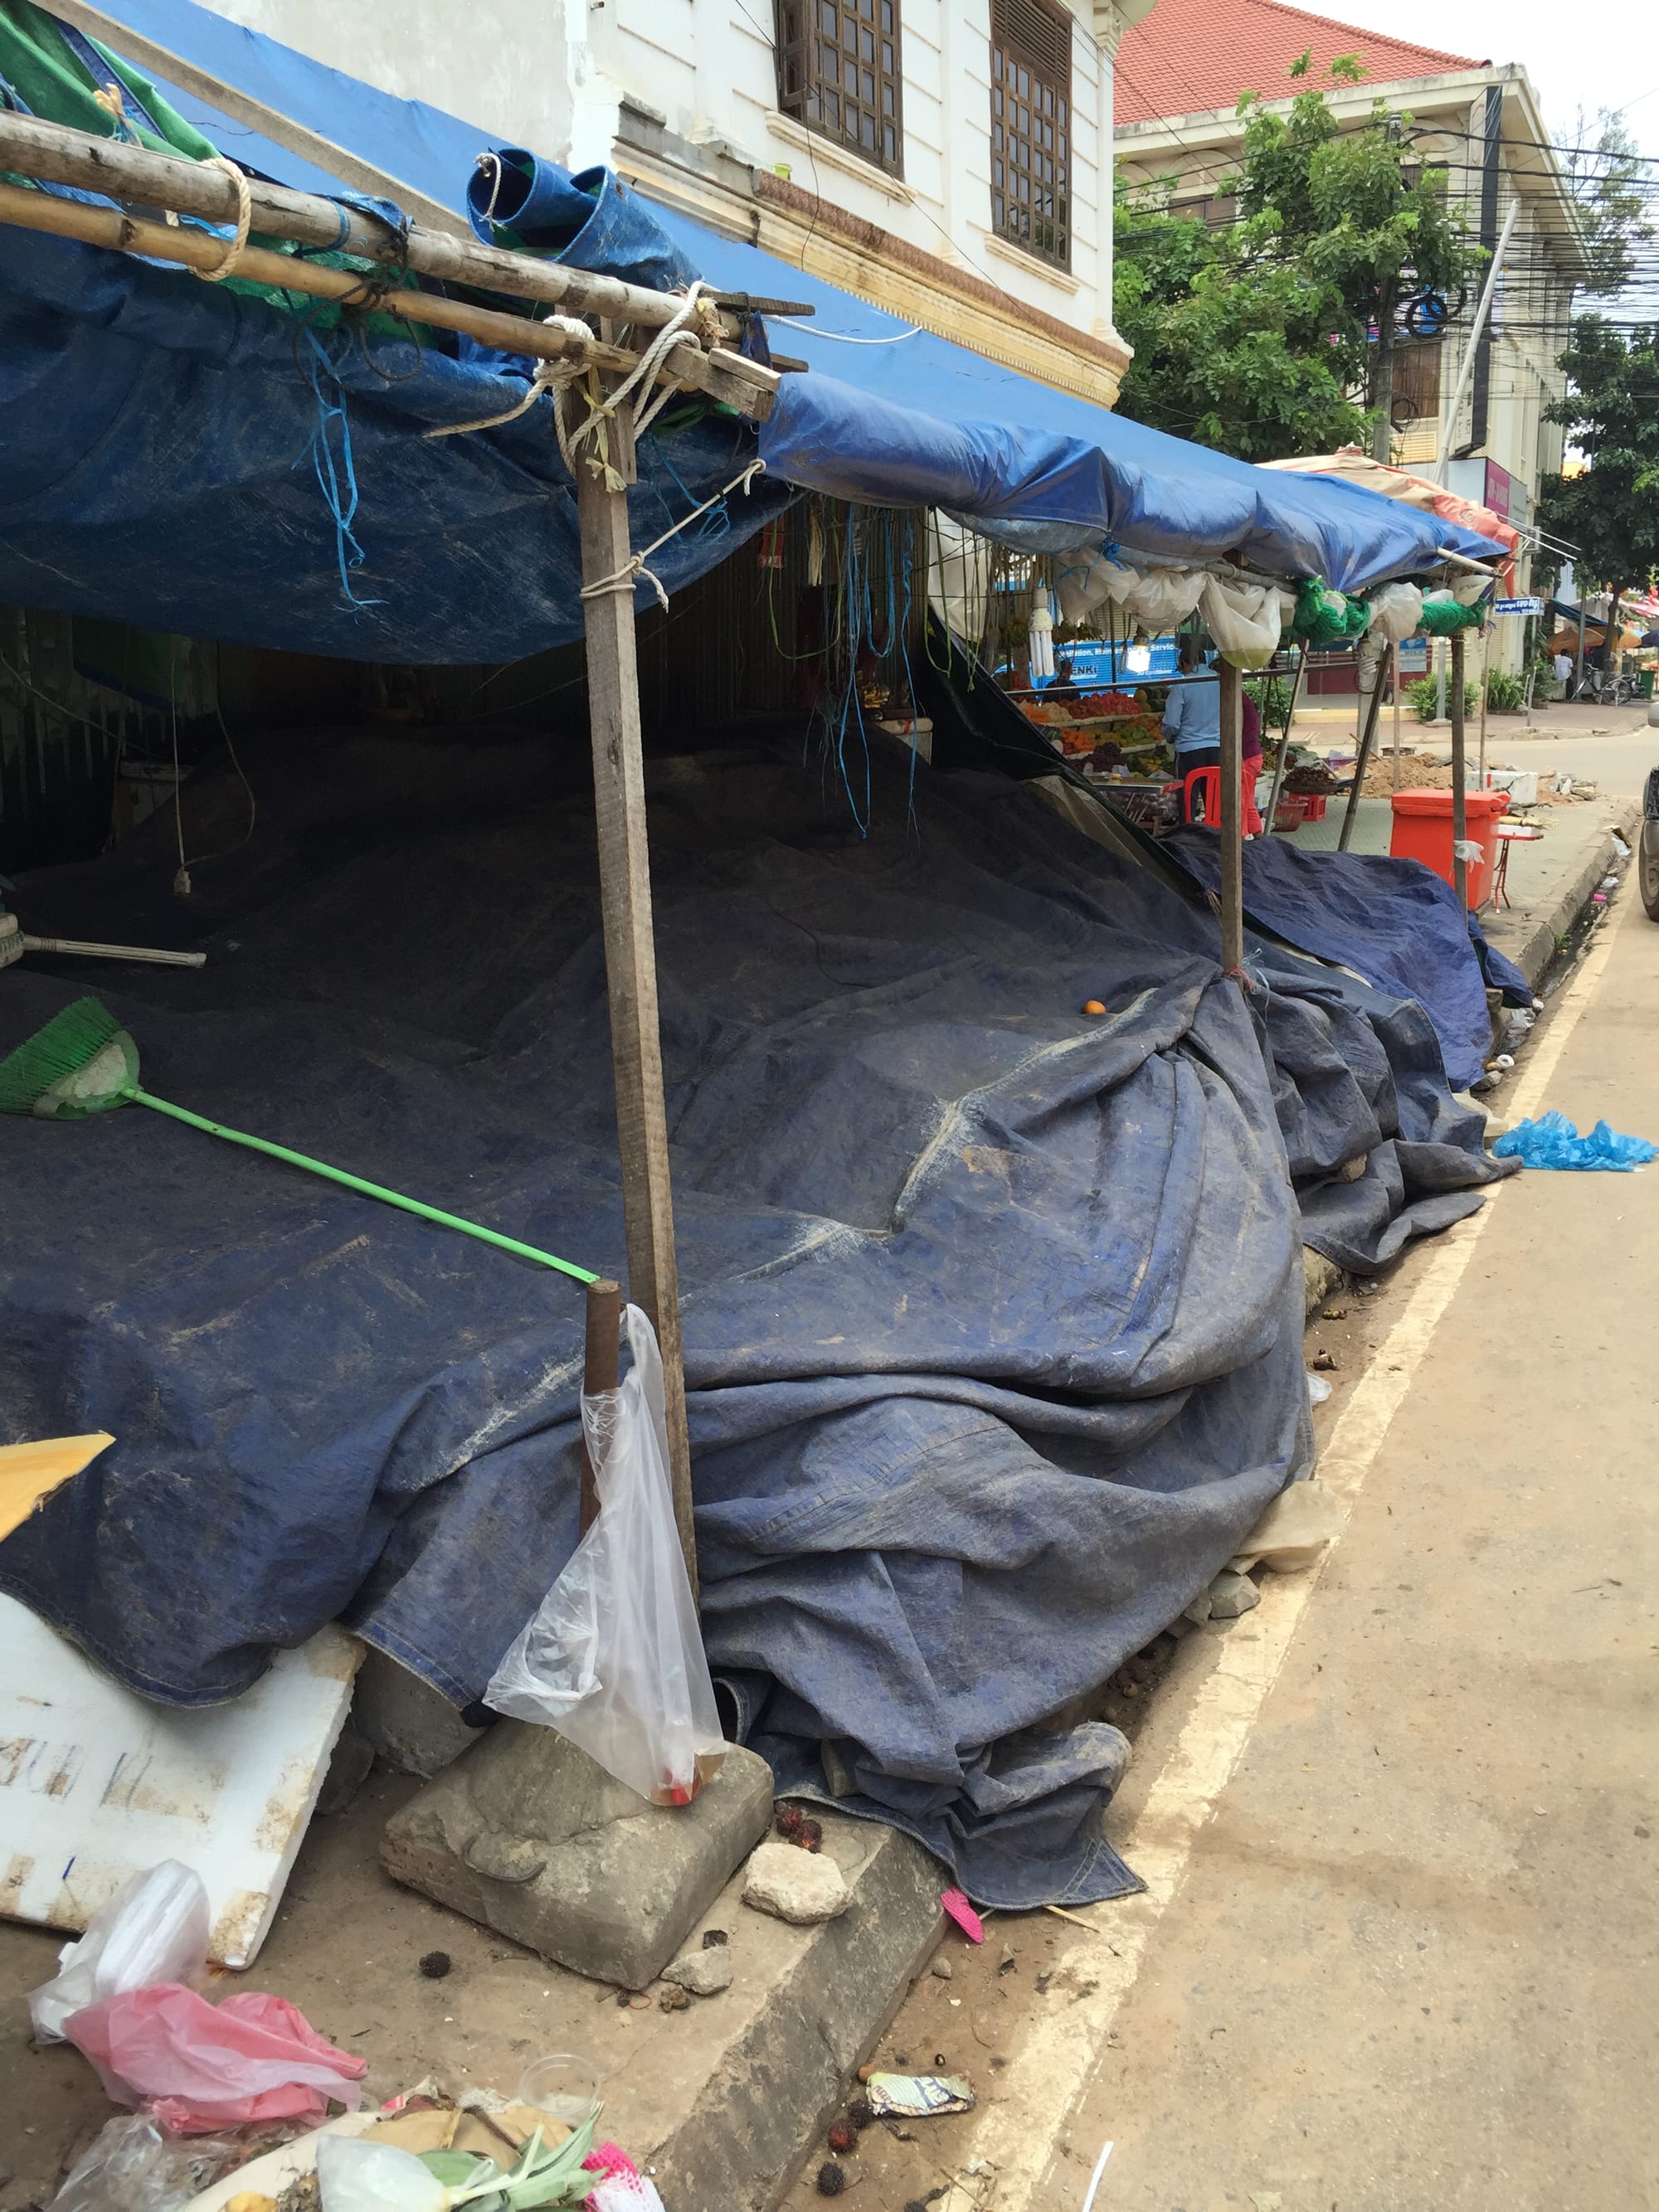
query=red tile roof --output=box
[1115,0,1484,130]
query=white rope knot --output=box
[578,459,768,612]
[424,313,595,444]
[192,155,253,283]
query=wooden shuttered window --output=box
[776,0,904,177]
[990,0,1072,270]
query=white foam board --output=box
[0,1595,361,1967]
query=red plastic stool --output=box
[1181,765,1222,824]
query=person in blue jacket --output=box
[1163,634,1221,820]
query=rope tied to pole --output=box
[579,459,768,610]
[190,155,253,283]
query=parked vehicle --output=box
[1642,768,1659,922]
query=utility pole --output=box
[1372,275,1398,465]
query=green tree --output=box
[1563,111,1657,304]
[1110,180,1368,458]
[1535,317,1659,660]
[1113,57,1486,464]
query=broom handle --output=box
[22,934,207,967]
[127,1087,598,1284]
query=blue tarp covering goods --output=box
[0,2,1516,1901]
[0,739,1510,1902]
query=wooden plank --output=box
[1217,658,1245,978]
[47,0,470,235]
[575,416,698,1596]
[580,1279,623,1536]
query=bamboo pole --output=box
[0,111,789,353]
[0,169,777,419]
[1217,659,1245,978]
[0,180,774,415]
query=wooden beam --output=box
[1260,644,1306,833]
[1217,658,1245,978]
[1337,644,1388,852]
[574,406,698,1597]
[0,111,789,386]
[580,1279,623,1536]
[1450,632,1469,910]
[0,179,776,416]
[46,0,471,236]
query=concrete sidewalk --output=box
[1047,879,1659,2209]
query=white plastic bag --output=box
[30,1861,208,2044]
[486,1305,726,1805]
[317,2137,446,2212]
[1119,562,1207,632]
[1199,574,1284,669]
[1054,553,1136,625]
[1365,580,1423,644]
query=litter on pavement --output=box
[1492,1110,1659,1171]
[864,2072,977,2118]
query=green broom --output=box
[0,997,596,1284]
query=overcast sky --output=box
[1301,0,1659,161]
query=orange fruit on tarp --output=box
[1082,999,1107,1015]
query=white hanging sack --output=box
[486,1305,726,1806]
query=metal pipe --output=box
[1434,199,1521,484]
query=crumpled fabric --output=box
[1491,1110,1658,1172]
[64,1985,366,2135]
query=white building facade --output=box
[206,0,1151,407]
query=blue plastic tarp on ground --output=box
[0,742,1506,1902]
[1168,827,1506,1093]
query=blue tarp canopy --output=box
[0,0,1504,665]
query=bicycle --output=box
[1571,669,1641,707]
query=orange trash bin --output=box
[1389,787,1509,908]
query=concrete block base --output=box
[353,1647,489,1777]
[381,1722,774,1988]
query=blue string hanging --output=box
[297,332,382,610]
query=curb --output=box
[1496,800,1640,987]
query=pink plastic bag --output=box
[65,1983,367,2135]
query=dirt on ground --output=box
[1358,747,1606,802]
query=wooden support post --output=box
[1391,644,1403,788]
[1477,628,1490,782]
[575,416,698,1600]
[1338,645,1388,851]
[1450,631,1469,911]
[1217,658,1245,978]
[1261,644,1306,835]
[579,1278,623,1536]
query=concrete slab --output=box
[381,1726,774,1990]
